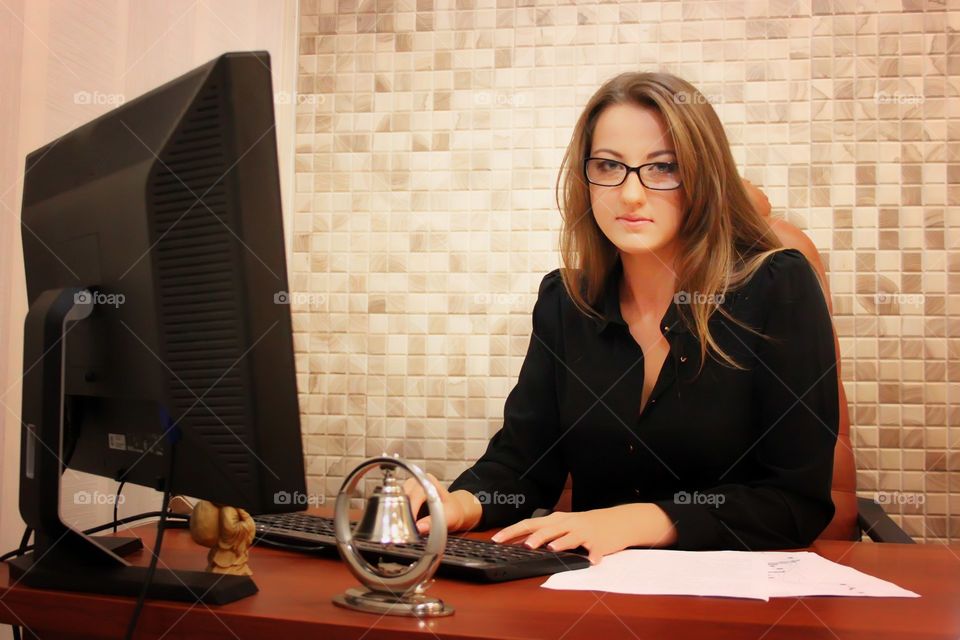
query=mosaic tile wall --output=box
[292,0,959,543]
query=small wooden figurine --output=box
[189,499,256,576]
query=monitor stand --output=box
[10,287,257,605]
[94,535,144,557]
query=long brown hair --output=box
[556,72,784,372]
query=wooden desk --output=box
[2,522,959,639]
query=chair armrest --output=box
[856,497,915,543]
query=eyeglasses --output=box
[583,157,682,190]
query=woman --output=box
[405,72,839,564]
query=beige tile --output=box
[291,0,960,543]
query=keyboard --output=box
[254,512,591,583]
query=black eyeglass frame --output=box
[583,157,683,190]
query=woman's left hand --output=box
[490,504,677,565]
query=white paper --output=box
[541,550,920,601]
[763,551,920,598]
[541,550,770,600]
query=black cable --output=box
[0,526,35,569]
[0,512,189,564]
[1,507,187,640]
[88,511,189,536]
[2,545,32,564]
[123,438,178,640]
[9,624,37,640]
[16,527,32,555]
[253,536,331,554]
[113,479,126,533]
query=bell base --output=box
[333,586,455,617]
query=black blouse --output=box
[449,248,839,551]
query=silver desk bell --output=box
[332,455,454,617]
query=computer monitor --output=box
[12,51,306,604]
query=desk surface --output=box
[2,520,959,640]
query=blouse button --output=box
[627,442,636,454]
[633,488,641,497]
[680,355,688,363]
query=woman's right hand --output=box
[402,473,483,534]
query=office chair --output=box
[765,216,913,544]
